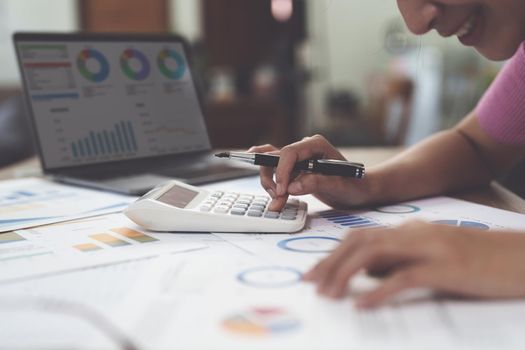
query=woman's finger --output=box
[259,166,276,197]
[355,266,430,309]
[247,144,278,153]
[287,173,322,195]
[313,227,430,298]
[248,145,279,197]
[274,135,345,197]
[304,229,373,283]
[268,195,289,212]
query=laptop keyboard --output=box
[71,163,256,185]
[158,164,248,178]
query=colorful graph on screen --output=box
[76,48,110,83]
[69,121,138,159]
[157,48,186,79]
[120,48,150,81]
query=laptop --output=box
[14,32,257,195]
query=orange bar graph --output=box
[111,227,158,243]
[90,233,130,247]
[73,243,102,252]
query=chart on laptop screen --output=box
[16,41,211,169]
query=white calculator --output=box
[124,180,308,233]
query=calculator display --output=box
[157,185,198,208]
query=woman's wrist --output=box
[354,166,385,206]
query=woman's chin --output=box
[475,42,522,61]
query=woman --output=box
[250,0,525,308]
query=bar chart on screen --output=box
[17,41,213,169]
[69,121,139,159]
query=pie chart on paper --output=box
[431,220,490,230]
[375,204,421,214]
[221,307,301,337]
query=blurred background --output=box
[0,0,502,168]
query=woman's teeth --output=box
[456,14,476,38]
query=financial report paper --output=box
[0,176,524,349]
[0,177,135,232]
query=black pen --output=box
[215,151,365,179]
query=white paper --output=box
[0,257,175,349]
[0,177,136,232]
[0,214,208,283]
[1,175,525,349]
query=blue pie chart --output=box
[237,266,302,288]
[432,220,490,230]
[375,204,420,214]
[277,236,341,253]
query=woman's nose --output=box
[397,0,442,35]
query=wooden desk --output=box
[2,148,525,214]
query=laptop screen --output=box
[15,35,211,170]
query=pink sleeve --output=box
[476,42,525,145]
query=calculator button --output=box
[233,204,249,209]
[237,199,252,205]
[230,208,246,215]
[214,206,229,214]
[247,210,263,217]
[264,211,279,218]
[212,191,224,198]
[252,200,268,206]
[239,195,254,200]
[250,204,266,209]
[281,214,297,220]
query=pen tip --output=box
[215,152,229,158]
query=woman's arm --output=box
[252,110,524,211]
[366,111,525,204]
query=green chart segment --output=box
[157,49,186,79]
[70,121,138,159]
[0,232,26,244]
[77,48,110,83]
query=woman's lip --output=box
[458,11,483,46]
[455,13,476,38]
[438,10,478,38]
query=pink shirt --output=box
[477,42,525,145]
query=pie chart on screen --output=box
[120,48,150,81]
[157,48,186,79]
[77,48,110,83]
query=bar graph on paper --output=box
[70,121,138,159]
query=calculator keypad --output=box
[200,191,301,220]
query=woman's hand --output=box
[304,221,525,309]
[249,135,375,211]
